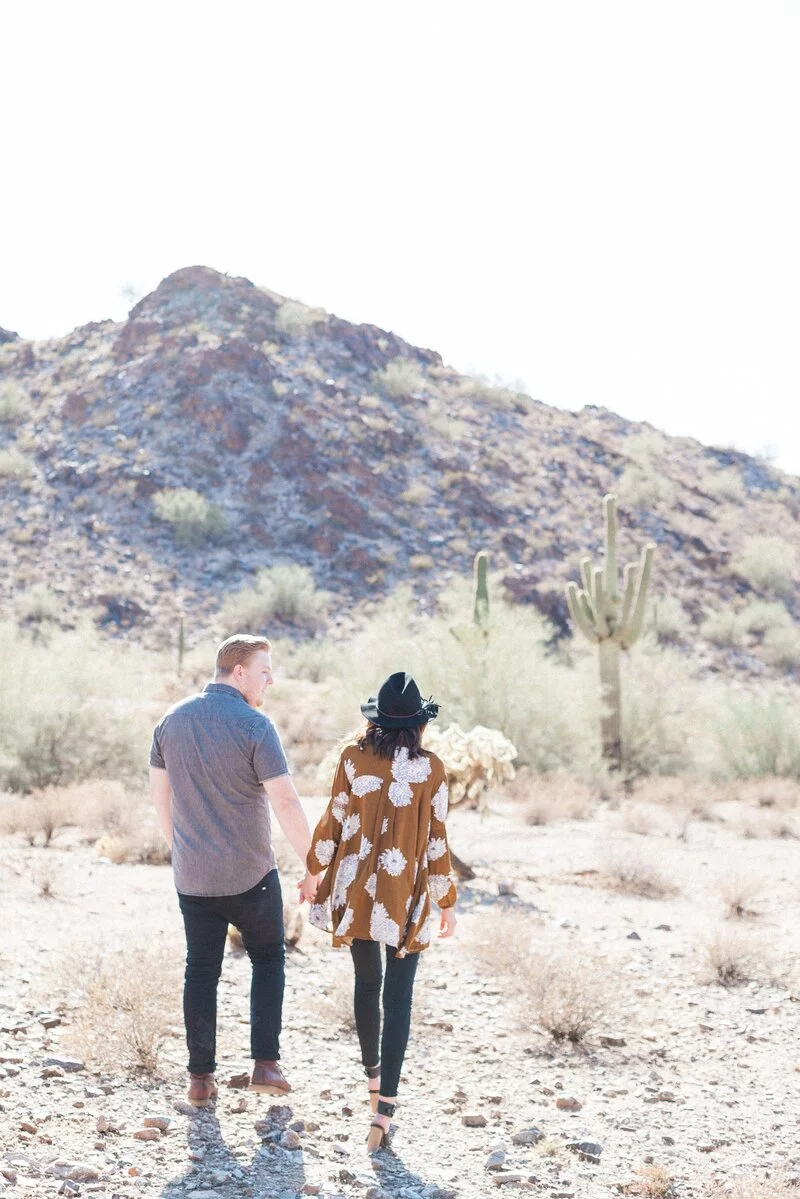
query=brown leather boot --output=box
[187,1073,218,1107]
[250,1059,291,1095]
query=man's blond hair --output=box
[215,634,272,676]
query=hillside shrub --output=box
[275,300,326,337]
[373,358,427,398]
[220,564,328,633]
[705,465,746,503]
[0,447,34,477]
[152,488,227,547]
[0,383,25,422]
[734,536,796,598]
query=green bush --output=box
[705,465,746,503]
[0,383,25,423]
[715,693,800,779]
[220,565,329,634]
[702,609,744,648]
[0,622,154,791]
[648,595,692,644]
[373,358,427,399]
[152,488,227,547]
[734,536,796,598]
[0,447,34,477]
[275,300,326,338]
[762,625,800,670]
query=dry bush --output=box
[715,693,800,779]
[602,845,678,898]
[0,382,26,422]
[630,776,724,820]
[469,914,610,1042]
[734,778,800,809]
[702,608,745,648]
[373,357,427,398]
[152,487,227,547]
[739,810,797,840]
[510,771,595,825]
[620,804,664,836]
[275,300,326,337]
[704,928,773,986]
[534,1140,564,1157]
[220,565,328,634]
[95,826,171,865]
[0,788,75,846]
[36,866,56,900]
[0,447,34,477]
[719,873,764,919]
[762,624,800,669]
[647,595,692,645]
[711,1174,795,1199]
[705,466,746,504]
[734,536,797,599]
[627,1164,676,1198]
[739,600,793,636]
[67,947,180,1072]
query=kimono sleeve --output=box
[306,752,351,874]
[427,758,457,910]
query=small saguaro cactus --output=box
[565,494,656,769]
[177,617,186,675]
[473,551,490,634]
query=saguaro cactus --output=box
[177,617,186,675]
[473,550,490,634]
[565,494,656,769]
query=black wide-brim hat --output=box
[361,671,440,730]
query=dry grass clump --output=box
[602,845,678,898]
[739,810,797,840]
[95,827,171,865]
[152,487,227,546]
[630,777,722,821]
[733,536,797,599]
[469,915,610,1042]
[734,778,800,809]
[711,1174,795,1199]
[719,873,764,919]
[510,771,595,825]
[373,357,428,398]
[704,928,773,986]
[68,947,180,1072]
[0,788,75,846]
[625,1164,676,1197]
[620,804,665,836]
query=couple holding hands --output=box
[150,634,457,1152]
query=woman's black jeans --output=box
[177,869,285,1075]
[349,939,420,1098]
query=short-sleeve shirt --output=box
[150,682,289,896]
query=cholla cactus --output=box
[565,493,655,769]
[425,723,517,809]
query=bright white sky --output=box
[2,2,798,472]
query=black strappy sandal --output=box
[365,1063,381,1114]
[367,1099,396,1153]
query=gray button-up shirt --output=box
[150,682,290,896]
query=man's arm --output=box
[150,766,173,849]
[263,774,318,901]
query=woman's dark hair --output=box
[356,721,427,760]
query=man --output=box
[150,633,318,1107]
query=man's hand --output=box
[438,908,457,938]
[297,871,321,905]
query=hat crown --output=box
[376,671,423,719]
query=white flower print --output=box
[370,901,400,947]
[381,817,389,834]
[344,758,356,784]
[411,893,427,924]
[358,835,373,861]
[314,838,335,867]
[427,836,447,862]
[352,773,382,797]
[340,812,361,842]
[379,846,407,877]
[309,901,330,930]
[416,915,434,946]
[336,907,354,937]
[432,781,449,823]
[365,872,377,898]
[429,873,453,903]
[388,746,431,807]
[332,792,348,824]
[332,853,359,909]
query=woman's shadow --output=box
[160,1098,306,1197]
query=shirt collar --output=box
[203,682,247,701]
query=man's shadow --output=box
[160,1098,306,1197]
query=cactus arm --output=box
[580,556,594,597]
[621,543,656,647]
[592,567,609,637]
[472,551,490,632]
[620,561,638,634]
[603,493,619,601]
[567,582,600,643]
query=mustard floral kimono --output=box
[306,744,457,956]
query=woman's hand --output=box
[297,871,321,905]
[438,908,457,938]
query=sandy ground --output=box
[1,794,799,1198]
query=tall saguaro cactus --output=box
[472,550,490,635]
[565,494,656,769]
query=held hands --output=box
[297,871,321,905]
[438,908,457,939]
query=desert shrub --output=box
[739,600,792,636]
[762,624,800,669]
[220,564,328,633]
[602,844,677,898]
[0,383,25,422]
[705,466,746,503]
[719,872,763,919]
[0,447,34,477]
[647,595,692,644]
[734,777,800,809]
[13,583,61,627]
[620,641,701,777]
[734,536,796,598]
[711,1176,795,1199]
[628,1164,677,1198]
[739,810,797,839]
[152,487,227,547]
[0,621,154,792]
[275,300,326,338]
[424,723,517,808]
[96,826,171,865]
[714,693,800,779]
[373,358,427,398]
[0,788,75,845]
[702,608,744,648]
[67,947,180,1071]
[620,804,664,836]
[617,463,675,510]
[513,771,595,824]
[704,928,772,986]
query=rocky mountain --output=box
[1,265,798,673]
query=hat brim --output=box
[360,700,437,730]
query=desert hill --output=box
[0,265,798,672]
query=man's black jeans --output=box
[349,939,420,1098]
[177,868,285,1075]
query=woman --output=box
[306,671,458,1152]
